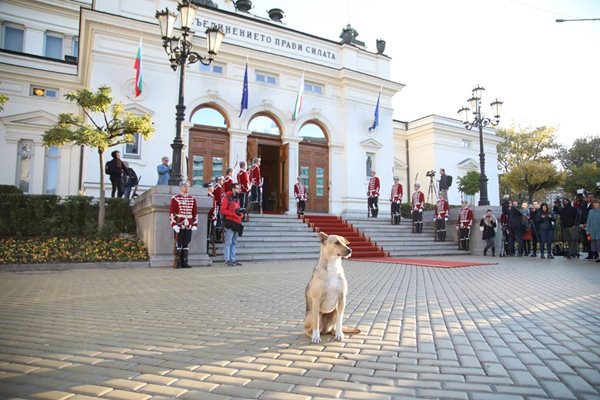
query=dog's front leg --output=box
[335,294,346,341]
[310,297,322,343]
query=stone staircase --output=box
[345,216,468,257]
[303,215,387,259]
[210,214,320,263]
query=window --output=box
[316,167,324,197]
[199,62,224,74]
[366,152,375,178]
[3,25,24,52]
[256,71,277,85]
[30,86,59,98]
[44,32,63,59]
[248,115,280,135]
[124,133,141,157]
[462,139,471,149]
[190,107,227,127]
[44,146,60,194]
[300,165,309,188]
[16,140,34,193]
[304,81,323,95]
[212,157,224,179]
[299,122,326,143]
[192,155,204,186]
[72,36,79,57]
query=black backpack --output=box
[447,175,453,187]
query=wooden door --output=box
[299,142,329,212]
[188,127,229,186]
[280,143,289,212]
[247,138,258,164]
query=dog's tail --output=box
[342,326,361,334]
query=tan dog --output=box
[304,232,360,343]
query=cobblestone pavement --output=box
[0,256,599,400]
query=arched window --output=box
[299,122,327,143]
[190,107,227,127]
[248,115,280,135]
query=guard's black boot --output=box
[174,249,181,269]
[492,248,495,257]
[181,249,191,268]
[372,208,378,218]
[484,248,487,256]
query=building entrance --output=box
[247,134,287,213]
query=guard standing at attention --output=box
[411,183,425,233]
[390,176,403,224]
[169,180,198,268]
[367,170,380,217]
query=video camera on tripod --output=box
[425,170,436,178]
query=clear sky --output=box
[256,0,600,146]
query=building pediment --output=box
[124,103,154,116]
[394,156,407,169]
[359,138,383,150]
[457,158,479,170]
[1,110,58,128]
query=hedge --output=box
[0,189,136,238]
[0,236,148,264]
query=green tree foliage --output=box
[559,136,600,170]
[496,126,560,200]
[0,94,8,111]
[457,171,480,196]
[501,161,560,203]
[43,86,154,229]
[562,162,600,195]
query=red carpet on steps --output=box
[356,257,498,268]
[303,215,387,258]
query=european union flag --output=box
[369,91,380,131]
[239,63,248,118]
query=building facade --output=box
[0,0,501,214]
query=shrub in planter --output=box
[0,185,23,195]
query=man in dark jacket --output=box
[509,201,525,256]
[530,201,541,257]
[557,198,579,259]
[122,161,138,200]
[105,150,124,198]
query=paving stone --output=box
[540,381,578,399]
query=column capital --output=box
[228,129,252,138]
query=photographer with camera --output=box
[438,168,452,200]
[222,183,246,267]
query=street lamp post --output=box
[457,85,503,206]
[155,0,225,186]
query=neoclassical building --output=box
[0,0,501,214]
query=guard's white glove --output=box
[433,218,436,222]
[456,226,459,230]
[173,226,180,233]
[191,226,197,231]
[419,209,423,213]
[445,217,448,221]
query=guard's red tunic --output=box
[435,199,449,219]
[458,207,474,228]
[367,176,380,198]
[223,176,233,193]
[411,191,425,210]
[294,182,307,201]
[169,194,198,229]
[390,183,403,202]
[237,169,250,193]
[250,164,261,186]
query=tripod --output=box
[426,174,438,205]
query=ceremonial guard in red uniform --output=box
[434,194,450,241]
[457,200,474,250]
[237,161,250,222]
[390,176,403,224]
[411,183,425,233]
[367,170,380,217]
[169,180,198,268]
[213,176,224,210]
[249,157,262,213]
[223,167,234,193]
[294,176,308,216]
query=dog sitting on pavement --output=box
[304,232,361,343]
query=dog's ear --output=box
[340,235,350,245]
[318,232,328,243]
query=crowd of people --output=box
[499,193,600,261]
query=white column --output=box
[329,143,345,214]
[228,128,251,170]
[283,137,301,215]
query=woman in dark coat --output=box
[538,202,555,259]
[480,209,497,256]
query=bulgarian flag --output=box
[292,71,304,121]
[134,38,143,97]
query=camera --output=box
[235,207,247,216]
[425,170,436,178]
